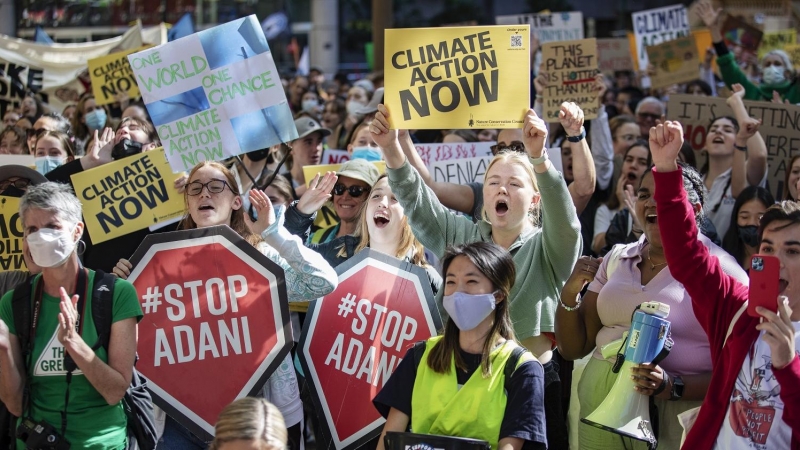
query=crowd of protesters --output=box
[0,0,799,448]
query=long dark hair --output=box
[701,116,739,175]
[428,242,516,378]
[722,186,775,266]
[784,155,800,201]
[607,140,651,211]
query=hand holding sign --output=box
[372,105,404,169]
[523,109,548,160]
[246,189,276,236]
[558,102,584,137]
[113,258,133,279]
[297,172,338,215]
[649,121,684,172]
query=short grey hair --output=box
[19,182,83,226]
[635,96,665,115]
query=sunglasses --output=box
[333,184,368,198]
[186,179,234,196]
[490,141,526,155]
[0,178,31,191]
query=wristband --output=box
[530,150,549,165]
[559,294,581,312]
[653,372,670,396]
[567,127,586,142]
[734,144,747,152]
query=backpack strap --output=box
[11,275,36,358]
[90,270,117,352]
[503,344,528,380]
[412,340,427,372]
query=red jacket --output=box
[653,167,800,449]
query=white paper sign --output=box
[496,12,584,44]
[632,4,690,71]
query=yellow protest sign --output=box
[692,29,717,74]
[0,196,27,272]
[88,46,148,106]
[70,148,185,244]
[786,44,800,68]
[758,30,797,59]
[541,38,599,122]
[384,25,530,130]
[647,35,700,89]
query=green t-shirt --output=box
[0,271,143,450]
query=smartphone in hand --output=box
[748,254,781,317]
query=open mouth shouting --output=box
[711,135,725,145]
[373,209,391,228]
[645,211,657,224]
[495,200,509,216]
[779,279,789,294]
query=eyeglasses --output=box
[637,112,661,121]
[186,179,234,196]
[0,178,30,191]
[25,128,46,139]
[333,184,368,198]
[490,141,526,155]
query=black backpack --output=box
[11,271,158,450]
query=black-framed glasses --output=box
[333,184,368,198]
[186,179,234,196]
[0,178,31,192]
[490,141,525,155]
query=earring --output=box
[76,240,86,256]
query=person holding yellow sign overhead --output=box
[371,103,581,449]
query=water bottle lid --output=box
[639,301,670,318]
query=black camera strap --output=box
[23,268,89,439]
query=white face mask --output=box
[302,99,318,112]
[762,65,786,85]
[442,291,497,331]
[346,101,364,116]
[26,227,78,268]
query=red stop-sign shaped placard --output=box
[128,225,291,440]
[299,249,442,449]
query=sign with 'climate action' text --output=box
[632,4,689,73]
[128,15,298,173]
[0,196,25,272]
[384,25,530,130]
[88,46,148,106]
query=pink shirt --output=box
[588,234,749,376]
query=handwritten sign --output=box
[321,149,350,164]
[495,12,584,44]
[70,149,185,244]
[758,29,797,59]
[414,141,493,167]
[88,46,146,106]
[632,4,690,71]
[667,94,800,199]
[384,25,530,130]
[647,35,700,89]
[128,16,297,173]
[597,38,634,73]
[0,196,26,272]
[541,38,598,122]
[429,156,491,185]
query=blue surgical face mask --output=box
[302,99,318,112]
[84,109,107,131]
[351,147,382,162]
[34,156,65,175]
[442,291,497,331]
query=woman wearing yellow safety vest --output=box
[373,242,547,450]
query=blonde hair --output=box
[482,151,540,226]
[178,161,264,247]
[350,175,429,266]
[210,397,287,450]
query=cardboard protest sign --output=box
[384,25,530,130]
[758,30,797,59]
[88,47,147,106]
[647,35,700,89]
[0,25,143,118]
[632,4,690,72]
[495,11,584,43]
[786,44,800,68]
[597,38,634,73]
[70,148,184,244]
[321,149,351,164]
[667,94,800,199]
[430,156,491,185]
[0,155,35,167]
[541,38,599,122]
[0,196,26,272]
[128,15,298,173]
[692,29,717,74]
[127,225,291,439]
[414,141,493,167]
[299,249,442,449]
[722,16,763,57]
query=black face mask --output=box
[111,139,144,160]
[738,225,760,247]
[247,149,270,162]
[1,186,25,198]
